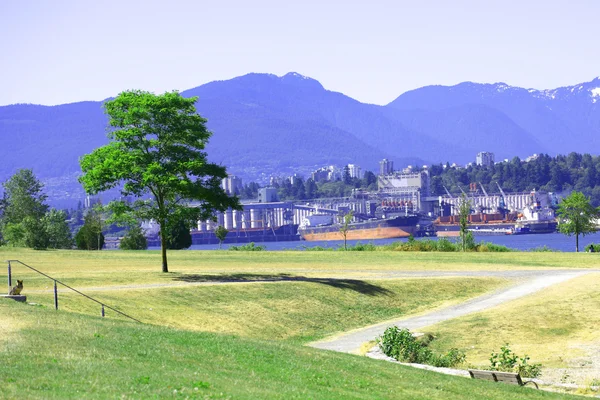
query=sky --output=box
[1,0,600,106]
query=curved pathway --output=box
[309,269,596,354]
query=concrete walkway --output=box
[310,269,594,354]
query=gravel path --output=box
[309,269,594,353]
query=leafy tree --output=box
[165,218,192,250]
[0,169,49,247]
[79,90,240,272]
[45,209,73,249]
[22,216,49,250]
[343,165,351,184]
[304,178,318,199]
[214,225,228,249]
[119,225,148,250]
[458,193,471,252]
[339,210,354,250]
[75,211,105,250]
[557,191,599,252]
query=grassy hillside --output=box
[0,301,581,399]
[2,248,599,290]
[424,273,600,388]
[26,277,503,344]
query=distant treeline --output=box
[429,152,600,205]
[239,171,378,201]
[240,152,600,207]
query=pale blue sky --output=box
[1,0,599,106]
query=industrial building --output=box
[379,158,393,175]
[376,170,430,211]
[221,175,243,195]
[476,152,495,167]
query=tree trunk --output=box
[576,234,579,253]
[160,223,169,273]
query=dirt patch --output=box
[541,341,600,387]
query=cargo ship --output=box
[297,212,419,241]
[434,205,557,237]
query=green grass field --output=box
[1,247,597,398]
[0,301,582,399]
[25,277,504,343]
[2,247,599,289]
[424,273,600,388]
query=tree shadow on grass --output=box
[171,273,392,297]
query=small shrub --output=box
[488,343,542,378]
[302,245,335,251]
[476,242,512,252]
[228,242,266,251]
[584,243,600,253]
[436,237,457,252]
[529,245,557,252]
[345,242,377,251]
[377,327,465,368]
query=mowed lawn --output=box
[25,277,505,344]
[1,247,599,290]
[424,273,600,386]
[0,301,583,400]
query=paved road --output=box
[309,269,595,354]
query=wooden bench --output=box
[468,369,539,389]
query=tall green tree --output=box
[458,193,471,252]
[557,191,599,252]
[0,169,49,248]
[75,211,104,250]
[45,209,73,249]
[79,90,240,272]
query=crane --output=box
[442,185,453,198]
[495,182,511,211]
[479,182,489,198]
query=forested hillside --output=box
[429,153,600,205]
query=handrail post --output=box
[101,305,105,317]
[7,261,12,292]
[54,280,58,310]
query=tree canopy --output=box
[79,90,240,271]
[0,169,50,248]
[556,191,599,252]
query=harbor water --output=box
[150,232,600,252]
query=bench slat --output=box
[468,370,497,381]
[493,372,522,386]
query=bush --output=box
[476,242,512,252]
[488,343,542,378]
[228,242,266,251]
[436,237,457,252]
[302,246,335,251]
[584,243,600,252]
[377,327,466,368]
[529,245,557,252]
[119,225,148,250]
[345,242,377,251]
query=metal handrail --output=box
[6,259,142,323]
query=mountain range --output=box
[1,72,599,204]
